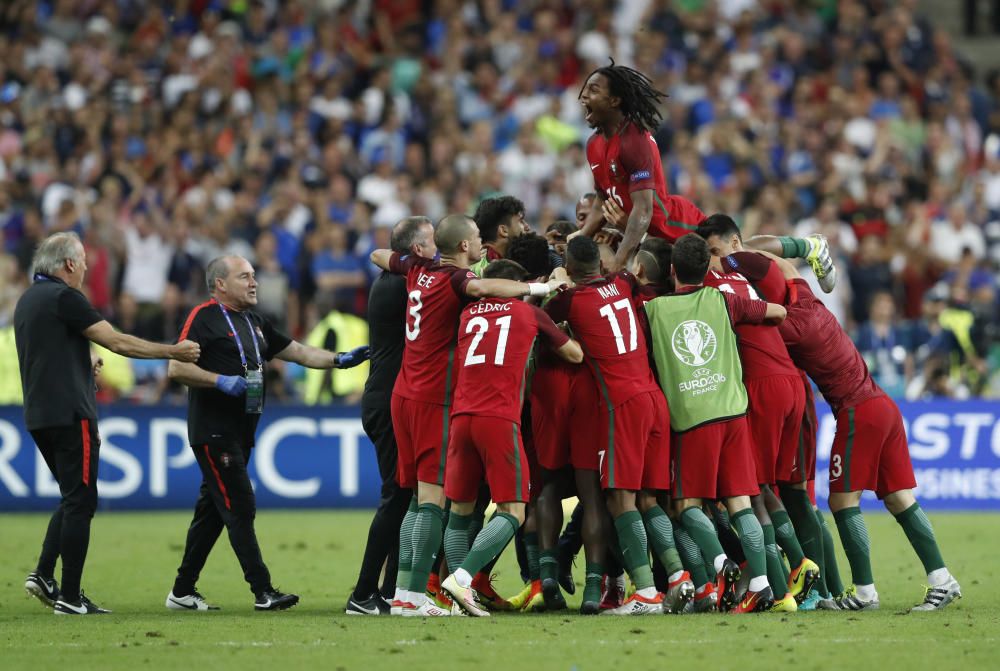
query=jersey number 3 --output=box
[406,290,422,341]
[465,315,512,366]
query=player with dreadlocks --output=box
[575,60,706,272]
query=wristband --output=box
[528,282,549,297]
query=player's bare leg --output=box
[882,489,961,611]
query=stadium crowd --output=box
[0,0,998,405]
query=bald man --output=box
[165,255,370,612]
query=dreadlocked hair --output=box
[581,59,667,134]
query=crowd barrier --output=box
[1,401,998,512]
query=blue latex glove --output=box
[215,375,248,397]
[336,345,371,369]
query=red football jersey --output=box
[703,268,798,380]
[451,298,569,423]
[389,253,475,405]
[586,121,705,242]
[724,252,789,305]
[780,280,884,413]
[547,272,660,409]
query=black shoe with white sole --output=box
[25,572,60,607]
[54,593,111,615]
[254,589,299,611]
[345,593,390,615]
[166,589,220,611]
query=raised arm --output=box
[83,320,200,361]
[274,340,339,369]
[465,275,565,299]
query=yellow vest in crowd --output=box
[0,326,22,404]
[303,311,369,404]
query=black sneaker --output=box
[345,592,390,615]
[254,589,299,611]
[541,578,568,611]
[54,592,111,615]
[25,572,60,607]
[715,558,742,613]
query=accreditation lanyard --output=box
[217,301,262,373]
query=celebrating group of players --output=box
[365,62,962,617]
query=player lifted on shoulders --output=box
[574,60,706,271]
[370,215,565,617]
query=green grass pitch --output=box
[0,510,995,670]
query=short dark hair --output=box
[695,213,742,243]
[671,234,711,285]
[483,259,530,281]
[508,232,554,278]
[546,220,577,239]
[391,216,433,254]
[434,214,474,254]
[637,237,673,285]
[566,236,600,275]
[473,195,525,243]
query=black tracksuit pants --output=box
[352,401,413,600]
[32,419,101,604]
[173,441,272,596]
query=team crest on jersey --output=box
[671,320,717,366]
[609,159,619,179]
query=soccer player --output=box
[440,260,584,616]
[644,234,787,613]
[575,192,597,228]
[574,60,706,270]
[370,214,564,617]
[546,237,685,616]
[765,254,962,612]
[470,195,529,276]
[696,215,819,610]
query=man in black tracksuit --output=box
[345,216,437,615]
[15,232,200,615]
[165,254,368,611]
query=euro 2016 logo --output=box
[671,320,718,366]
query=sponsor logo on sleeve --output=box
[630,170,651,182]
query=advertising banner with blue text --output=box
[1,401,998,511]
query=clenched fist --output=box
[172,339,201,362]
